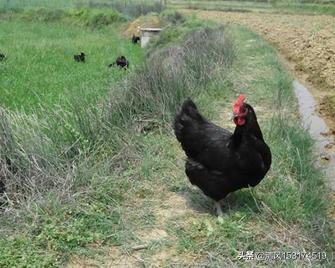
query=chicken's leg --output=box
[214,201,223,217]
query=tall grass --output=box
[107,27,234,128]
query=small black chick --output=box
[0,53,6,61]
[109,56,129,69]
[132,35,141,44]
[74,52,85,63]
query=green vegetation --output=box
[0,0,78,9]
[0,7,128,27]
[0,6,333,267]
[0,19,143,112]
[169,0,335,15]
[0,0,165,17]
[1,0,334,15]
[0,12,236,266]
[145,10,216,49]
[87,0,166,18]
[21,8,126,25]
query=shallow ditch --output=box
[293,80,335,190]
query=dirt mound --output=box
[123,14,161,37]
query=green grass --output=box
[0,0,78,9]
[0,19,144,112]
[0,10,333,267]
[0,0,165,17]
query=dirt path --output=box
[181,9,335,132]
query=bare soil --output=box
[181,9,335,131]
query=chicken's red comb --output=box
[233,94,246,113]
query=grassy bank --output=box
[0,10,333,268]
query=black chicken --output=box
[132,34,141,44]
[174,95,271,216]
[74,52,85,63]
[108,56,129,69]
[0,53,6,61]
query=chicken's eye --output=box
[239,107,247,115]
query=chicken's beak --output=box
[231,113,238,121]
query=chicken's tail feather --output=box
[173,98,204,142]
[180,99,200,118]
